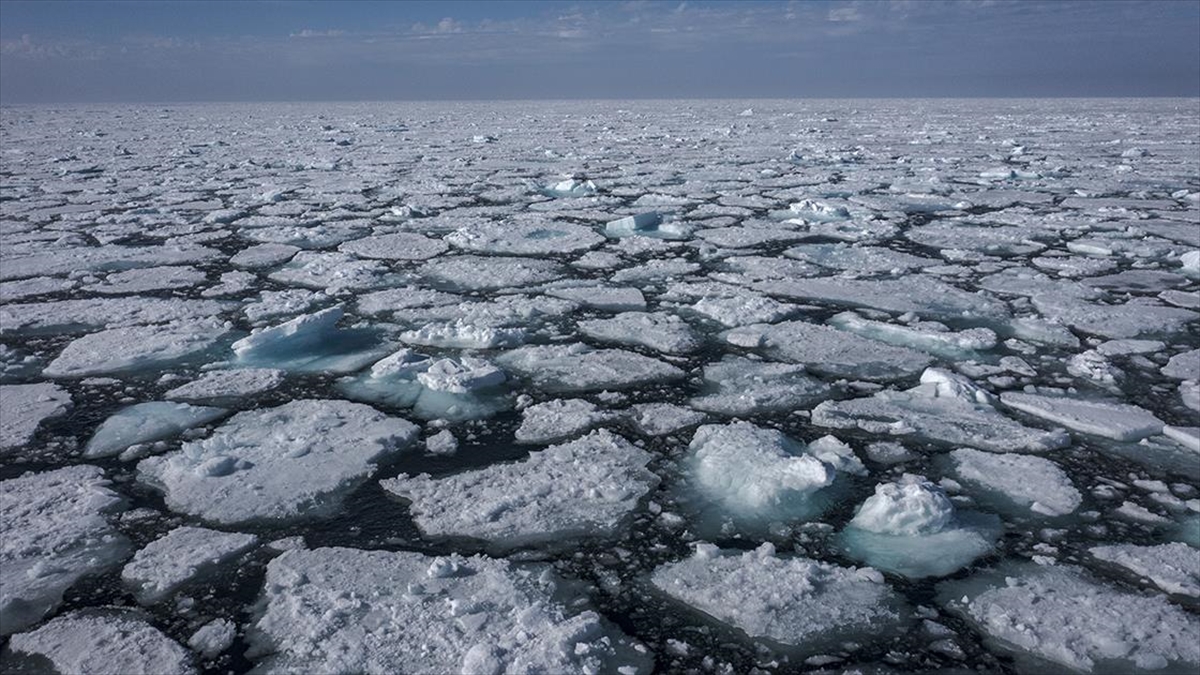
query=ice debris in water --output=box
[651,543,906,650]
[83,401,228,458]
[724,320,933,381]
[839,475,1001,578]
[121,526,258,604]
[138,400,418,524]
[8,610,195,675]
[514,398,617,444]
[382,430,657,547]
[338,349,510,421]
[813,368,1070,452]
[1,466,129,635]
[249,546,652,674]
[940,562,1200,673]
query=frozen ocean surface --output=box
[0,98,1197,674]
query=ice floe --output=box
[84,401,228,459]
[44,320,232,378]
[382,430,657,547]
[8,610,195,675]
[1000,392,1165,442]
[232,306,389,374]
[949,448,1082,517]
[138,400,418,524]
[0,382,71,452]
[338,349,510,421]
[163,367,285,405]
[724,320,932,381]
[121,526,257,603]
[496,344,684,393]
[578,311,700,354]
[1090,542,1200,597]
[689,356,829,416]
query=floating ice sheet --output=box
[689,356,829,416]
[44,320,232,378]
[1000,392,1165,442]
[496,343,684,393]
[725,320,933,381]
[0,382,71,452]
[8,610,195,675]
[949,448,1082,517]
[84,401,228,458]
[121,526,257,604]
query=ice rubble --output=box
[812,368,1070,452]
[338,349,510,421]
[949,448,1082,517]
[1000,392,1165,442]
[1090,542,1200,597]
[43,320,232,377]
[8,610,195,675]
[382,430,657,546]
[121,526,258,604]
[496,344,684,393]
[0,382,71,452]
[684,423,861,527]
[138,400,418,524]
[542,177,598,197]
[249,546,651,674]
[83,402,228,459]
[940,562,1200,673]
[724,320,933,381]
[838,474,1000,578]
[1,465,129,635]
[232,306,390,374]
[689,356,829,415]
[651,543,905,649]
[578,311,700,354]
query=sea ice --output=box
[8,610,195,675]
[651,543,905,650]
[0,382,71,452]
[339,232,449,260]
[514,398,616,444]
[629,402,707,437]
[189,618,236,659]
[578,311,700,354]
[1000,392,1164,442]
[383,430,657,546]
[232,306,389,374]
[43,320,231,377]
[812,369,1070,453]
[163,368,285,404]
[121,526,258,603]
[838,474,1000,578]
[1162,348,1200,380]
[1,465,129,635]
[689,356,829,416]
[545,285,647,312]
[724,320,933,381]
[84,402,228,458]
[496,343,684,393]
[828,311,997,359]
[138,400,418,524]
[445,221,603,256]
[248,546,651,674]
[750,275,1008,322]
[1090,542,1200,597]
[419,255,565,291]
[949,448,1082,517]
[940,562,1200,673]
[338,349,510,421]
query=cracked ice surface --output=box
[1,99,1198,674]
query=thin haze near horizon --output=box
[1,0,1198,104]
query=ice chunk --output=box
[629,402,706,437]
[92,265,207,295]
[689,356,829,416]
[424,430,458,456]
[0,383,71,452]
[496,343,684,393]
[138,400,418,524]
[1031,293,1197,339]
[940,562,1200,673]
[1,466,129,635]
[382,430,657,546]
[163,368,285,404]
[229,242,300,268]
[605,212,692,239]
[232,307,389,374]
[188,618,236,659]
[1163,425,1200,452]
[750,276,1010,321]
[249,547,651,674]
[690,292,795,327]
[84,402,228,458]
[339,232,448,260]
[686,423,841,522]
[1090,543,1200,597]
[445,221,603,256]
[121,526,257,603]
[651,544,905,649]
[9,610,195,675]
[44,320,231,377]
[1000,392,1164,442]
[578,311,699,354]
[828,311,997,359]
[839,475,1000,578]
[515,398,616,444]
[1162,348,1200,380]
[725,320,932,381]
[401,319,525,349]
[542,177,597,197]
[1096,339,1165,356]
[268,251,398,292]
[1,243,219,281]
[949,448,1081,517]
[812,369,1069,453]
[338,350,510,421]
[784,244,938,273]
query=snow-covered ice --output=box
[496,344,684,393]
[84,401,228,458]
[8,610,195,675]
[121,525,258,603]
[1090,542,1200,597]
[44,320,232,377]
[949,448,1082,517]
[0,382,71,452]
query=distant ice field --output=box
[1,99,1198,674]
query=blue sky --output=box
[1,0,1197,102]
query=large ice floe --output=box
[812,368,1070,452]
[2,99,1199,673]
[382,430,657,547]
[138,400,418,524]
[838,474,1001,578]
[1,466,129,635]
[248,546,652,674]
[651,543,907,651]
